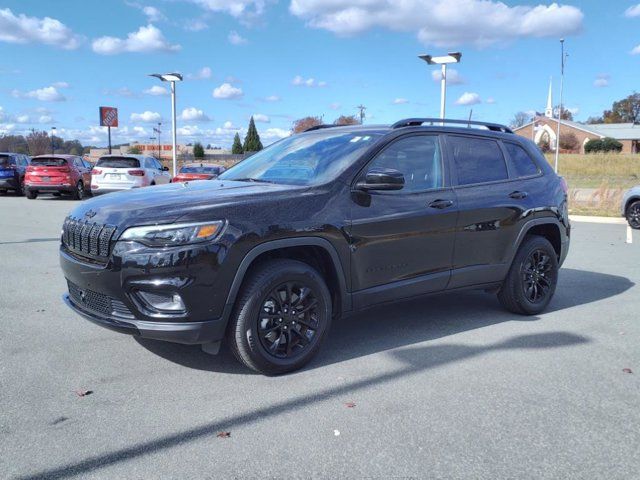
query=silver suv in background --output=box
[622,186,640,229]
[90,155,171,195]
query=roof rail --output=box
[304,124,339,132]
[391,118,514,134]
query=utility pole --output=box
[356,104,366,124]
[554,39,566,174]
[153,123,162,160]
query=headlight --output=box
[119,220,225,247]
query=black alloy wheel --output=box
[521,249,553,303]
[72,182,84,200]
[258,282,319,359]
[627,201,640,230]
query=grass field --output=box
[543,153,639,217]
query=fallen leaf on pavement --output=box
[217,431,231,438]
[623,368,633,374]
[74,390,93,397]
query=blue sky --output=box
[0,0,638,148]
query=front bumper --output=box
[63,293,227,344]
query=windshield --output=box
[96,157,140,168]
[219,131,382,186]
[32,157,67,167]
[181,166,220,174]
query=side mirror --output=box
[356,168,405,191]
[162,166,169,171]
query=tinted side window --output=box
[504,142,540,178]
[365,136,443,193]
[449,136,508,185]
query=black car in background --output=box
[0,152,30,195]
[59,118,570,375]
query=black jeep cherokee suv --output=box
[60,118,570,374]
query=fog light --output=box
[137,291,186,312]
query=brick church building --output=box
[514,81,640,154]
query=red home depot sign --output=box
[99,107,118,127]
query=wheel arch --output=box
[508,218,564,265]
[225,237,351,317]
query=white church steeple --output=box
[545,77,553,118]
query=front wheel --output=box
[71,181,84,200]
[498,235,558,315]
[626,200,640,230]
[227,259,332,375]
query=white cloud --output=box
[189,0,267,18]
[16,114,30,123]
[393,98,409,105]
[290,0,583,47]
[187,66,212,80]
[261,128,291,141]
[143,6,166,22]
[264,95,281,102]
[213,83,244,99]
[92,24,180,55]
[184,19,209,31]
[566,107,579,116]
[39,115,53,124]
[253,113,270,123]
[13,86,66,102]
[181,107,210,122]
[223,121,237,129]
[632,44,640,55]
[485,97,496,104]
[143,85,169,96]
[228,30,248,45]
[292,75,327,87]
[53,81,70,88]
[0,8,83,49]
[431,68,464,85]
[594,74,610,88]
[455,92,481,105]
[329,102,341,110]
[130,111,162,123]
[625,4,640,17]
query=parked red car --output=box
[24,155,92,200]
[172,164,226,183]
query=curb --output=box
[569,215,627,225]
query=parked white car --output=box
[91,155,171,195]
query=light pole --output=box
[149,73,183,176]
[554,39,566,174]
[419,52,462,122]
[50,126,56,154]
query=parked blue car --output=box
[0,152,31,196]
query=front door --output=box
[349,134,458,308]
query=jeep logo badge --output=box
[85,209,97,219]
[79,290,87,303]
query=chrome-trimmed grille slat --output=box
[62,216,116,262]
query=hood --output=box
[66,180,306,228]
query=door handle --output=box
[428,199,454,209]
[509,191,528,199]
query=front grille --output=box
[62,217,117,261]
[67,281,133,319]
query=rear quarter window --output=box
[449,135,508,185]
[504,142,541,178]
[96,157,141,168]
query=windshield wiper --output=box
[232,178,275,184]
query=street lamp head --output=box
[419,52,462,65]
[149,73,183,82]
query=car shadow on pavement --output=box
[21,331,588,480]
[134,267,632,375]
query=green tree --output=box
[127,145,142,154]
[193,142,205,159]
[243,116,263,152]
[231,132,243,154]
[603,93,640,123]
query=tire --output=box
[25,188,37,199]
[15,179,24,196]
[497,235,558,315]
[0,189,6,195]
[626,200,640,230]
[52,192,62,197]
[227,259,332,375]
[71,181,84,200]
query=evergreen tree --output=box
[193,142,205,159]
[243,116,263,152]
[231,132,244,154]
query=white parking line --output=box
[569,215,627,225]
[627,226,633,244]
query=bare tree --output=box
[292,116,323,134]
[333,115,360,126]
[511,112,531,129]
[26,130,50,156]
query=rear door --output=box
[0,154,16,183]
[349,134,458,307]
[446,134,529,288]
[74,157,91,186]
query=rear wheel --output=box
[227,259,332,375]
[15,179,24,196]
[71,181,84,200]
[626,200,640,230]
[498,235,558,315]
[25,188,37,199]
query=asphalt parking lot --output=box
[1,195,638,479]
